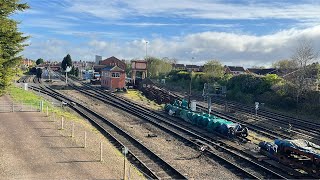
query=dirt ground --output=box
[57,88,240,179]
[0,95,144,179]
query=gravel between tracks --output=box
[59,88,240,179]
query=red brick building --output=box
[101,66,125,90]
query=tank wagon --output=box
[165,99,249,138]
[259,139,320,177]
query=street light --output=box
[188,57,195,108]
[145,41,148,58]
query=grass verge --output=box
[121,89,164,110]
[8,85,80,121]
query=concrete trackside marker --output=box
[84,131,87,148]
[71,122,74,138]
[46,106,49,117]
[100,142,103,162]
[61,117,64,130]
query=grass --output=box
[123,89,164,110]
[8,85,81,122]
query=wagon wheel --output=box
[229,127,235,138]
[241,127,249,137]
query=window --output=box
[112,72,120,78]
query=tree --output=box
[203,60,225,81]
[61,54,72,71]
[125,60,132,77]
[36,58,44,65]
[272,59,298,76]
[203,60,224,77]
[146,57,172,78]
[0,0,29,94]
[36,68,42,79]
[75,67,79,77]
[291,40,318,104]
[70,65,75,75]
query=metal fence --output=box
[0,102,41,113]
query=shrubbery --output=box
[166,71,319,116]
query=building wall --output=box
[101,70,125,90]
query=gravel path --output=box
[0,95,144,179]
[60,89,240,179]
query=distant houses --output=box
[224,66,246,75]
[172,64,202,72]
[247,68,278,75]
[171,63,284,77]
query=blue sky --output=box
[13,0,320,67]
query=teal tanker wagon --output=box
[165,99,248,138]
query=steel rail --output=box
[32,85,187,180]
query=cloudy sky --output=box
[13,0,320,67]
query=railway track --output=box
[30,85,187,180]
[60,78,303,179]
[160,86,320,142]
[196,97,320,142]
[17,75,28,83]
[33,76,42,84]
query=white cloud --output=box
[22,25,320,67]
[21,18,76,29]
[67,0,320,21]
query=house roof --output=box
[173,64,185,68]
[186,64,200,68]
[227,66,245,72]
[101,56,120,62]
[247,68,278,75]
[102,65,124,72]
[247,68,260,73]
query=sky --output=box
[12,0,320,67]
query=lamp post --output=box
[145,41,148,58]
[188,57,195,108]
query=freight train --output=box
[259,139,320,177]
[164,99,249,138]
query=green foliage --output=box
[227,74,270,95]
[75,67,79,77]
[70,65,75,75]
[203,60,225,79]
[36,68,42,78]
[146,57,172,78]
[0,0,29,94]
[272,59,297,69]
[125,60,132,77]
[61,54,72,71]
[263,74,283,86]
[35,58,44,65]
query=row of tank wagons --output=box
[164,99,249,138]
[259,139,320,177]
[140,86,174,104]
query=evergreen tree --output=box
[0,0,29,94]
[61,54,72,71]
[70,66,75,75]
[36,58,44,65]
[75,67,79,77]
[36,68,42,79]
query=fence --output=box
[0,102,41,113]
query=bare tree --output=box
[291,39,319,104]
